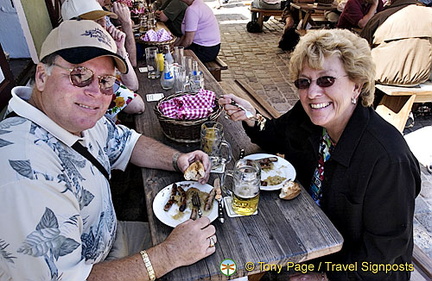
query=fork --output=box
[230,100,255,119]
[192,192,202,218]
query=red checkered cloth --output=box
[158,89,216,120]
[141,28,173,42]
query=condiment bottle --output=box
[161,60,174,90]
[164,45,174,67]
[190,60,204,93]
[156,53,164,73]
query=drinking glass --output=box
[145,47,160,79]
[200,121,232,170]
[174,46,184,66]
[173,65,187,93]
[222,159,261,216]
[183,56,193,76]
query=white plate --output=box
[153,181,218,228]
[243,153,296,191]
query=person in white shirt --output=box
[0,19,216,281]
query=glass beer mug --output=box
[200,121,232,170]
[222,159,261,216]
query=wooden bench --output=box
[375,83,432,133]
[203,57,228,82]
[412,244,432,281]
[234,79,282,119]
[250,7,283,31]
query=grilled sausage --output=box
[163,183,178,211]
[177,185,187,212]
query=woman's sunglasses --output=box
[294,75,348,90]
[52,63,117,96]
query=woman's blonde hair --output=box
[289,29,375,107]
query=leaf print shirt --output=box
[0,87,141,280]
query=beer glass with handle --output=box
[222,159,261,216]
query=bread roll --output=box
[279,180,301,200]
[184,161,205,181]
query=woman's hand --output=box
[218,94,256,127]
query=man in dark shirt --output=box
[155,0,188,37]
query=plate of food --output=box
[153,181,218,228]
[243,153,296,191]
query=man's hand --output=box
[163,217,217,268]
[105,25,127,55]
[155,10,169,22]
[112,2,133,28]
[177,151,211,184]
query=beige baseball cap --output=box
[39,20,127,73]
[61,0,118,21]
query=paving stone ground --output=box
[209,0,432,259]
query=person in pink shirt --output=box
[176,0,221,62]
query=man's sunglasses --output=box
[52,63,117,95]
[294,75,348,90]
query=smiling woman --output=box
[218,29,421,281]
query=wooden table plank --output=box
[134,50,343,280]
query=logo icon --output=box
[220,259,237,276]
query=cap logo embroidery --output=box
[81,28,113,49]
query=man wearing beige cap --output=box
[0,20,215,280]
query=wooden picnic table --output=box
[134,50,343,280]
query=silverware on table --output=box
[239,148,245,159]
[214,178,224,223]
[230,100,255,119]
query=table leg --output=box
[257,12,264,30]
[300,12,312,30]
[375,94,416,133]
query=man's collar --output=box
[9,86,82,147]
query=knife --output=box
[214,177,224,223]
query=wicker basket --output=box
[138,36,177,53]
[154,93,223,143]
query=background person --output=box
[0,19,215,280]
[62,0,139,91]
[219,29,420,280]
[100,0,139,68]
[62,0,144,122]
[176,0,221,62]
[154,0,188,38]
[360,0,432,87]
[337,0,384,29]
[360,0,432,128]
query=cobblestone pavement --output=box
[209,0,432,259]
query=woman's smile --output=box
[310,102,331,109]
